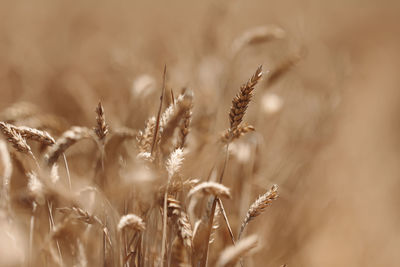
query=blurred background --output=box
[1,0,400,266]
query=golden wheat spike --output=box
[0,122,32,155]
[167,197,193,250]
[188,181,231,199]
[221,123,255,143]
[238,184,278,240]
[117,214,146,232]
[94,101,109,142]
[216,235,259,267]
[229,66,263,131]
[45,126,92,166]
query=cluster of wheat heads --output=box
[0,66,281,267]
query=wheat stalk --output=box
[13,125,55,145]
[229,66,263,131]
[58,206,103,226]
[137,117,156,153]
[238,184,278,240]
[151,65,167,157]
[159,93,192,155]
[221,124,255,143]
[0,121,33,155]
[27,171,45,205]
[188,181,231,199]
[118,214,146,232]
[94,101,109,142]
[170,236,190,267]
[161,148,185,266]
[167,197,193,250]
[165,148,184,178]
[231,25,286,56]
[216,235,259,267]
[266,53,302,86]
[176,90,193,149]
[45,126,92,166]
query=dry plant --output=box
[0,66,282,266]
[2,1,397,267]
[0,5,302,267]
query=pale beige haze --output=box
[0,1,399,267]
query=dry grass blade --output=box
[0,122,32,155]
[238,184,278,240]
[229,66,263,131]
[216,235,259,267]
[188,181,231,199]
[94,101,109,142]
[221,124,255,143]
[118,214,146,232]
[45,126,92,166]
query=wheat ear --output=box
[161,148,185,266]
[221,124,255,143]
[266,53,302,86]
[216,235,259,267]
[0,121,33,155]
[231,25,286,56]
[0,123,56,146]
[45,126,92,166]
[151,65,167,157]
[118,214,146,232]
[188,181,231,199]
[94,101,109,142]
[229,66,263,131]
[176,90,193,149]
[167,197,193,250]
[238,184,278,240]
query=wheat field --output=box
[0,1,400,267]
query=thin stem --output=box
[151,65,167,156]
[62,153,72,190]
[201,143,230,267]
[160,185,169,267]
[218,143,230,183]
[200,196,217,267]
[47,200,63,266]
[29,152,41,171]
[103,216,107,267]
[217,198,235,245]
[29,202,37,267]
